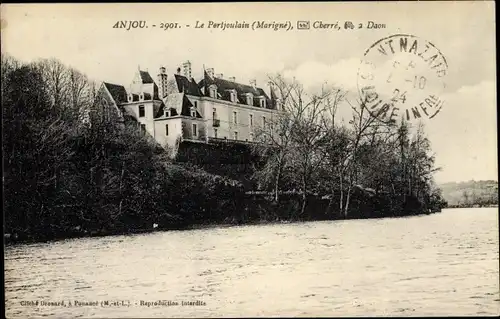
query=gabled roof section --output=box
[180,94,202,118]
[174,74,202,96]
[154,83,160,99]
[139,70,155,84]
[164,93,184,115]
[198,74,274,108]
[103,82,128,105]
[155,92,202,119]
[135,70,160,100]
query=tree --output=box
[253,74,298,203]
[462,190,470,207]
[34,58,70,112]
[340,97,387,217]
[253,74,344,217]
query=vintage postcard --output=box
[2,2,498,318]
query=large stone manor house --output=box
[93,61,282,153]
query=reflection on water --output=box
[5,208,500,317]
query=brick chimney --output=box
[182,60,192,79]
[250,79,257,89]
[206,68,215,78]
[216,73,224,79]
[157,66,168,98]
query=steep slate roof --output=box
[130,93,139,102]
[174,74,202,96]
[139,70,155,84]
[137,70,160,100]
[153,82,159,100]
[103,82,128,105]
[198,71,275,109]
[155,92,202,119]
[180,94,203,118]
[164,93,184,115]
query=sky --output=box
[1,2,497,184]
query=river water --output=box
[5,208,500,317]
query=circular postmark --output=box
[357,34,448,123]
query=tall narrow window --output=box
[233,131,238,140]
[165,124,169,136]
[233,111,238,124]
[249,114,253,127]
[260,99,266,108]
[192,123,198,137]
[213,108,217,119]
[194,101,198,108]
[139,105,145,117]
[214,128,218,138]
[140,124,146,133]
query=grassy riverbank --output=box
[5,190,444,245]
[5,209,442,246]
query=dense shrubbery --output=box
[2,54,447,244]
[2,55,244,243]
[248,73,448,218]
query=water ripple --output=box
[4,208,500,317]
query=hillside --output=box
[439,180,498,207]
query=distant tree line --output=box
[2,54,447,244]
[440,180,498,208]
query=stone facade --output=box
[94,61,281,155]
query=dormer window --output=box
[165,110,170,117]
[276,98,281,110]
[209,85,217,99]
[260,97,266,108]
[128,93,133,103]
[139,93,144,101]
[246,93,253,106]
[229,90,237,103]
[191,109,196,118]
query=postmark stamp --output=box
[357,34,448,123]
